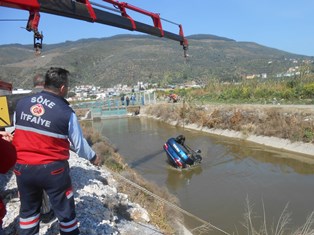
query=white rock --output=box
[1,152,162,234]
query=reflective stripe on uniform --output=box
[15,125,68,139]
[60,218,78,233]
[20,213,40,229]
[66,187,73,199]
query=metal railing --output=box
[72,91,156,119]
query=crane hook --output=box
[34,31,43,56]
[183,44,188,58]
[26,11,43,55]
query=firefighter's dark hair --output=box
[44,67,69,90]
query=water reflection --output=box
[166,166,203,191]
[216,139,314,175]
[129,149,164,168]
[92,117,314,233]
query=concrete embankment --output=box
[140,103,314,164]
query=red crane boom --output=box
[0,0,188,56]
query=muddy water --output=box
[92,117,314,234]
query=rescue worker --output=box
[13,67,101,235]
[31,73,55,223]
[32,73,45,93]
[0,131,17,235]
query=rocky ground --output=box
[0,152,163,235]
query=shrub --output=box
[302,83,314,98]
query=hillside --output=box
[0,34,312,89]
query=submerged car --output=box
[163,135,202,168]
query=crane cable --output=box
[107,167,231,235]
[0,19,27,21]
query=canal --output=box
[92,117,314,234]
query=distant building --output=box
[246,75,256,80]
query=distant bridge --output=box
[72,91,156,120]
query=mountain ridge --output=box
[0,34,312,89]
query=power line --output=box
[0,19,27,21]
[109,168,231,235]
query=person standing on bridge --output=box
[120,94,125,106]
[13,67,101,235]
[131,94,135,105]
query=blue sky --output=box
[1,0,314,56]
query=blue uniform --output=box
[13,91,95,235]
